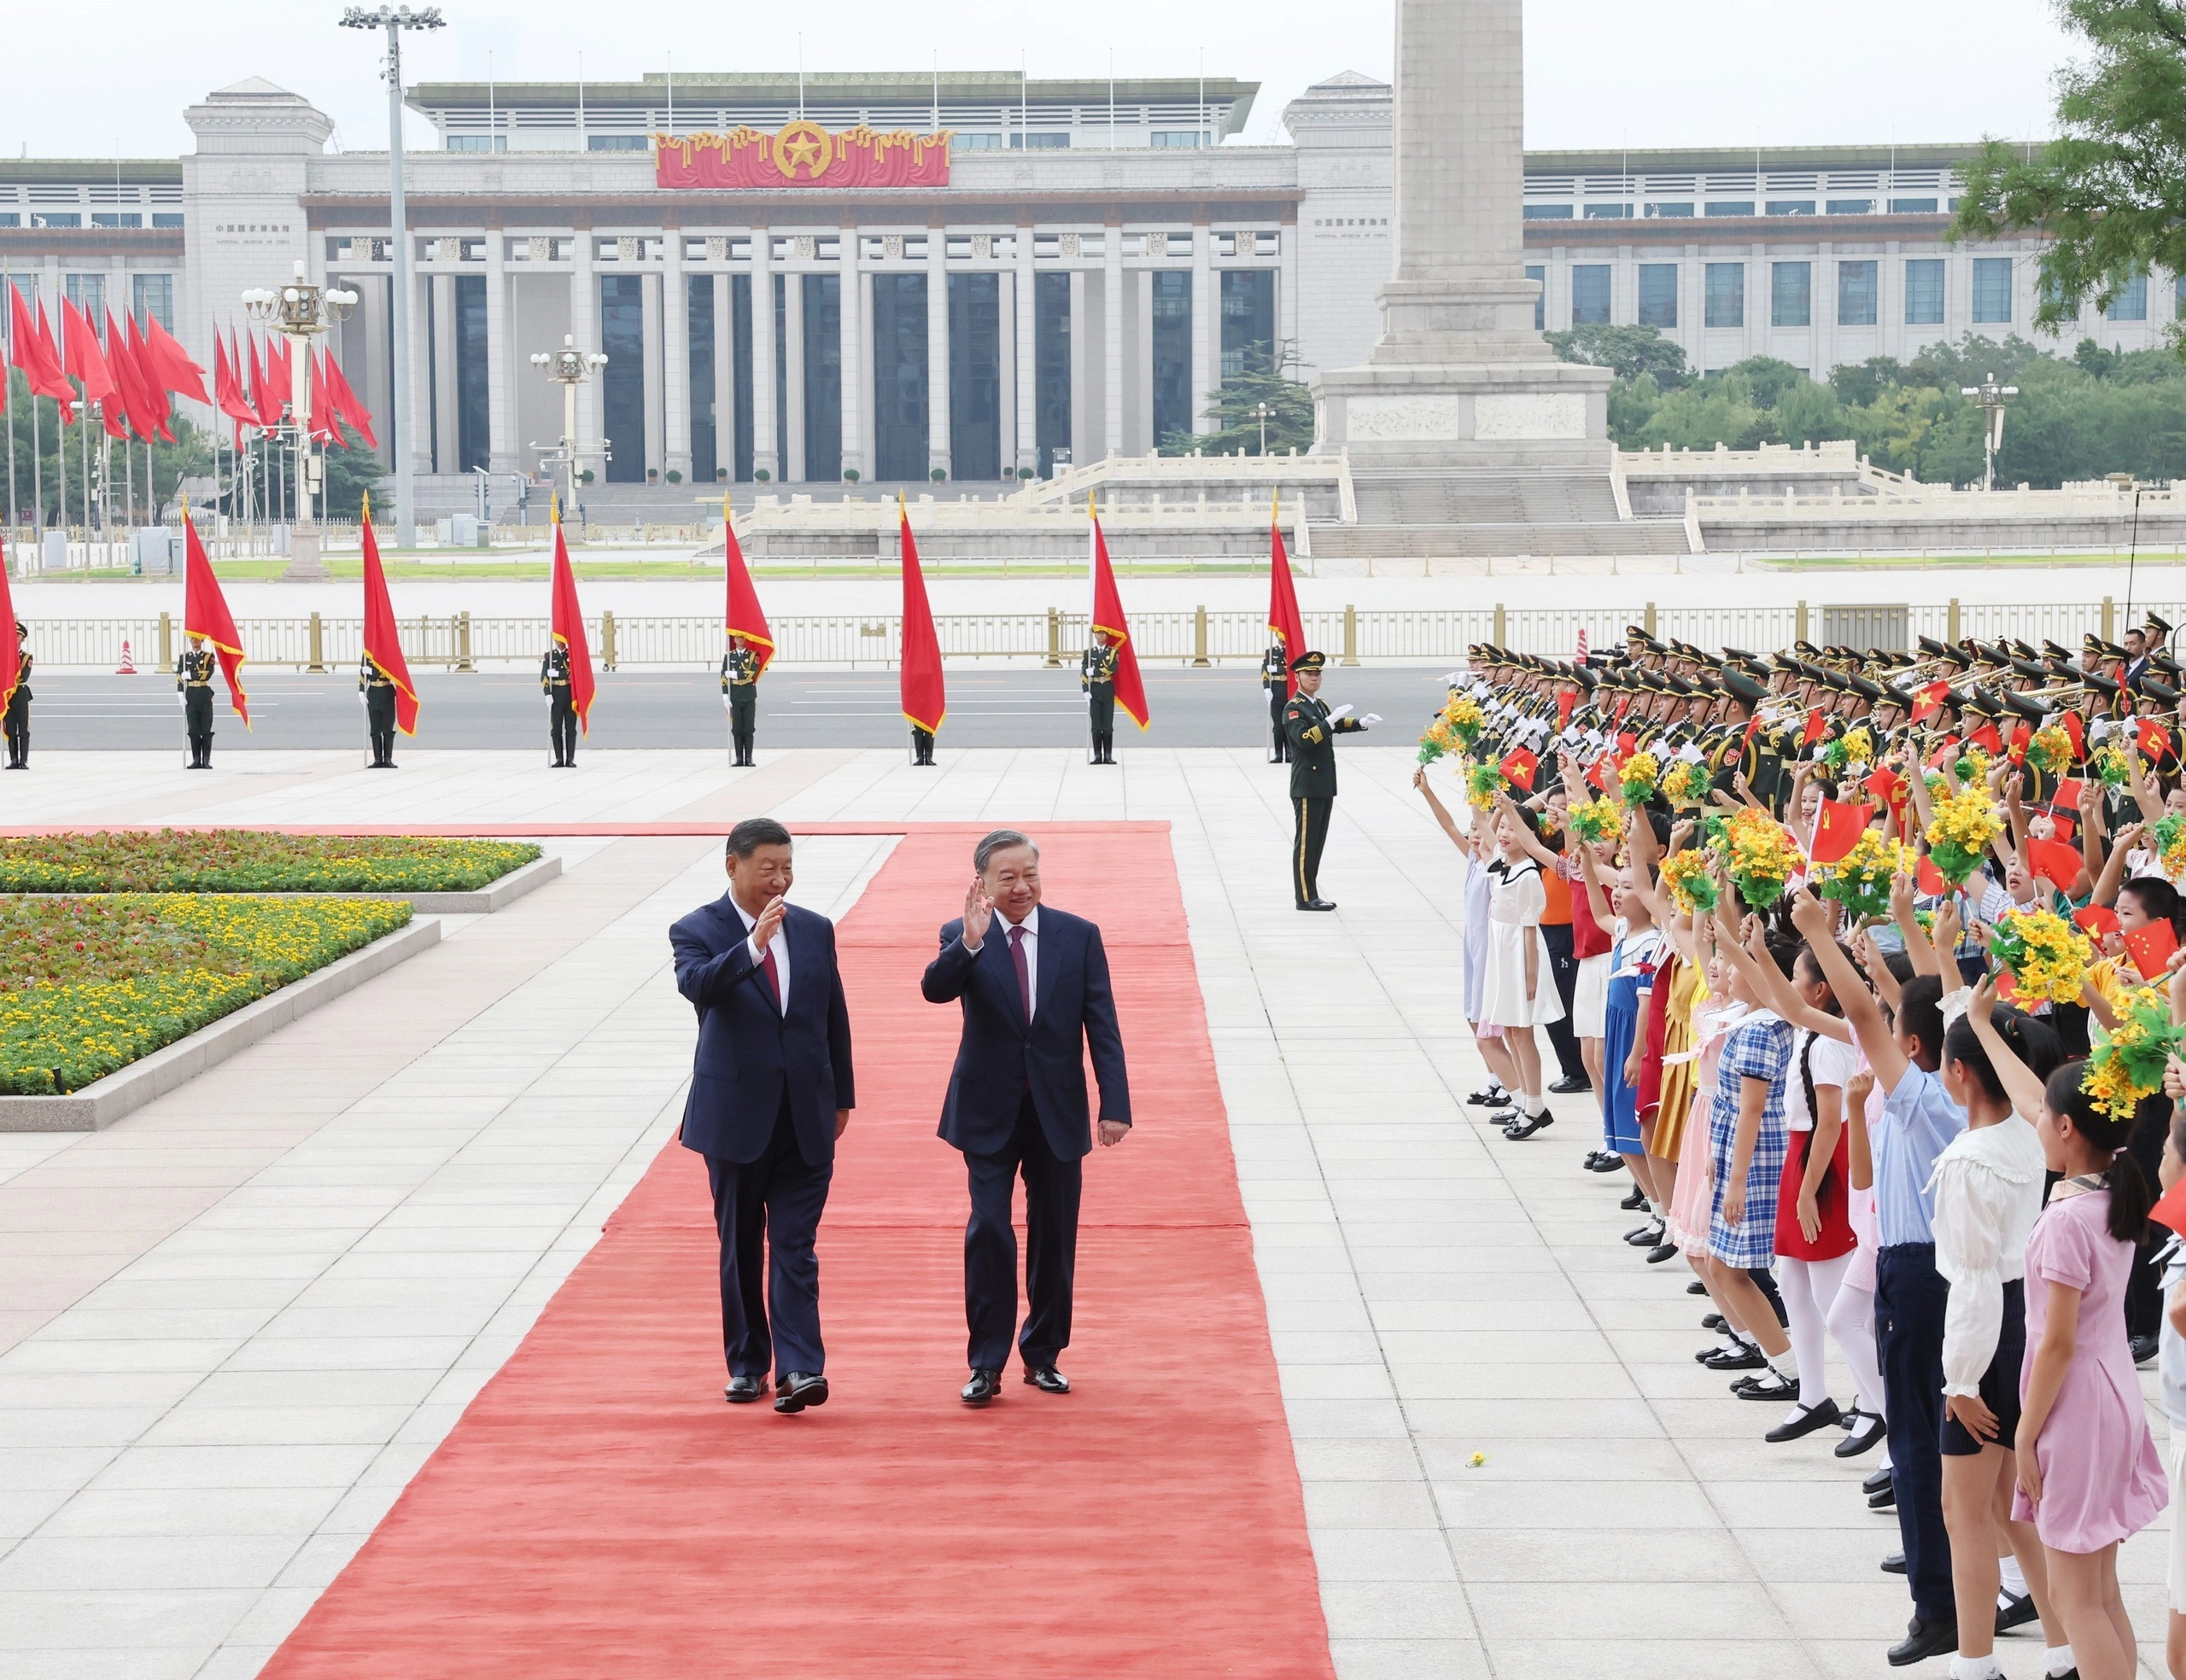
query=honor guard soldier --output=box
[3,621,30,770]
[542,642,578,767]
[178,633,218,768]
[1081,638,1119,764]
[910,722,937,766]
[1262,640,1291,761]
[1283,650,1378,911]
[722,633,760,767]
[359,654,399,769]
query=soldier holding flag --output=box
[721,502,774,768]
[1082,497,1149,765]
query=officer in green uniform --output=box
[1082,638,1119,764]
[178,633,217,768]
[1263,641,1291,762]
[359,653,398,769]
[542,643,577,767]
[722,633,760,767]
[3,621,30,770]
[1283,650,1374,911]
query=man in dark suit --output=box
[921,828,1131,1405]
[671,817,856,1415]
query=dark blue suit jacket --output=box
[672,894,855,1166]
[920,905,1131,1160]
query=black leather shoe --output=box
[1702,1343,1765,1371]
[1868,1485,1897,1511]
[1298,899,1336,912]
[1686,1279,1707,1294]
[1469,1088,1512,1108]
[1701,1313,1727,1332]
[1624,1222,1663,1246]
[1863,1467,1893,1496]
[1585,1152,1626,1173]
[1887,1615,1956,1666]
[774,1371,828,1414]
[1880,1549,1906,1574]
[724,1374,768,1404]
[1836,1409,1887,1459]
[1022,1364,1070,1394]
[1764,1397,1841,1441]
[1645,1241,1679,1264]
[1996,1590,2038,1635]
[1549,1073,1592,1094]
[1619,1187,1648,1211]
[961,1368,1002,1405]
[1734,1373,1799,1403]
[2133,1333,2160,1367]
[1505,1109,1554,1140]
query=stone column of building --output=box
[662,220,691,484]
[840,219,866,481]
[569,224,599,483]
[640,265,665,480]
[433,271,461,473]
[751,224,778,481]
[409,266,435,484]
[1014,220,1036,475]
[1190,221,1213,446]
[484,221,516,474]
[926,222,950,480]
[1103,231,1124,458]
[782,256,806,482]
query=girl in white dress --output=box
[1482,802,1566,1137]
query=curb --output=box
[0,918,444,1134]
[1,854,564,916]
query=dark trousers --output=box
[2128,1103,2167,1339]
[365,687,396,766]
[730,691,756,764]
[184,689,213,765]
[704,1104,833,1380]
[1540,920,1584,1082]
[1269,689,1289,761]
[962,1095,1084,1372]
[1877,1243,1953,1625]
[1293,796,1332,906]
[3,697,26,766]
[548,693,576,763]
[911,725,935,765]
[1088,685,1114,762]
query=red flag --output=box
[245,334,273,428]
[61,300,114,405]
[9,287,73,417]
[897,498,945,736]
[1802,708,1827,747]
[2051,777,2087,813]
[1558,688,1578,729]
[2008,720,2031,764]
[2150,1174,2186,1238]
[141,314,208,405]
[0,533,17,711]
[1586,756,1614,794]
[359,493,419,737]
[2048,811,2078,843]
[547,506,596,736]
[1499,748,1539,791]
[1809,799,1875,865]
[2073,904,2122,940]
[2025,837,2084,891]
[1861,767,1905,807]
[722,502,773,679]
[1266,500,1307,699]
[1968,721,2003,755]
[182,509,248,726]
[124,316,173,440]
[213,331,255,433]
[2137,718,2173,761]
[104,316,163,442]
[306,348,343,446]
[1916,854,1949,896]
[1912,680,1949,723]
[2060,710,2086,760]
[2126,919,2181,979]
[253,335,286,429]
[1088,499,1149,730]
[33,300,75,424]
[320,347,377,449]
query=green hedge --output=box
[0,831,541,894]
[0,895,413,1094]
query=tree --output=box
[1160,341,1315,456]
[322,424,385,520]
[1545,323,1692,388]
[1952,0,2186,349]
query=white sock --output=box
[1768,1346,1799,1384]
[2044,1647,2075,1677]
[1998,1554,2026,1598]
[1780,1403,1811,1428]
[1949,1658,2002,1680]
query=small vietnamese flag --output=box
[1916,854,1949,896]
[2072,904,2122,940]
[2025,837,2084,892]
[1499,748,1539,791]
[2008,721,2031,764]
[1802,708,1827,747]
[1809,799,1875,864]
[1994,967,2019,1003]
[1912,680,1949,723]
[2126,919,2181,979]
[1968,721,2004,755]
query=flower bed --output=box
[0,895,412,1094]
[0,831,540,895]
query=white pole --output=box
[388,15,418,546]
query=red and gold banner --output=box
[655,123,953,190]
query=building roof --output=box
[1523,142,2015,174]
[0,159,183,184]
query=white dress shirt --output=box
[1928,1115,2046,1397]
[729,895,790,1015]
[966,903,1038,1019]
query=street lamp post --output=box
[340,5,445,551]
[529,334,610,519]
[1958,370,2019,493]
[243,262,359,580]
[1254,400,1271,456]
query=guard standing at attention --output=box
[1283,650,1377,911]
[542,642,578,767]
[722,633,762,767]
[359,653,399,769]
[1263,640,1291,761]
[3,621,31,770]
[1082,638,1119,765]
[178,633,218,768]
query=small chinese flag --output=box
[2051,778,2087,812]
[1556,688,1576,728]
[1809,799,1875,865]
[2072,904,2122,940]
[1916,854,1949,896]
[2126,919,2181,978]
[2060,710,2085,760]
[1499,748,1539,791]
[1802,708,1827,747]
[1616,731,1637,758]
[2025,837,2084,892]
[2048,811,2078,842]
[1968,721,2004,755]
[1912,680,1949,722]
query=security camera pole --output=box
[1958,371,2018,493]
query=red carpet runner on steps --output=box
[259,822,1336,1678]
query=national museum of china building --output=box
[0,67,2166,502]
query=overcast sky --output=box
[4,0,2072,160]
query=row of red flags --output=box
[6,283,206,444]
[211,328,377,452]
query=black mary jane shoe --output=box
[1862,1466,1893,1496]
[1469,1088,1512,1109]
[1618,1187,1648,1212]
[1645,1241,1678,1264]
[1701,1343,1765,1371]
[1835,1409,1887,1459]
[1995,1590,2039,1636]
[1686,1279,1708,1295]
[1504,1109,1554,1140]
[1733,1373,1800,1403]
[1763,1397,1842,1441]
[1886,1615,1957,1667]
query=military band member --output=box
[722,633,761,767]
[1081,638,1119,765]
[1263,640,1291,762]
[3,621,30,770]
[178,633,217,769]
[542,642,578,767]
[1283,650,1378,911]
[359,654,399,769]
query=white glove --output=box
[177,692,185,709]
[1362,712,1382,726]
[723,694,734,714]
[358,691,367,709]
[1675,742,1704,764]
[1325,703,1353,721]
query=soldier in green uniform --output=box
[178,633,218,768]
[3,621,30,770]
[1283,650,1376,911]
[359,653,398,769]
[542,643,577,767]
[722,633,760,767]
[1263,640,1291,762]
[1082,638,1119,764]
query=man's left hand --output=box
[1097,1119,1130,1147]
[835,1108,851,1139]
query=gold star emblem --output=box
[773,120,832,181]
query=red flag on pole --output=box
[105,315,163,442]
[61,300,114,405]
[0,533,18,713]
[1968,720,2004,756]
[213,331,256,433]
[125,316,173,440]
[722,498,773,677]
[2127,919,2181,980]
[1267,495,1306,698]
[1912,680,1949,723]
[252,335,285,429]
[1499,748,1540,791]
[141,314,209,405]
[359,493,419,737]
[32,300,74,423]
[1801,707,1827,747]
[9,287,73,417]
[2060,709,2086,761]
[182,505,248,726]
[897,495,945,736]
[547,503,596,737]
[1088,496,1149,729]
[320,347,377,449]
[1809,799,1875,864]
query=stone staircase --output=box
[1312,466,1692,559]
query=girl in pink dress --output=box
[2015,1062,2169,1680]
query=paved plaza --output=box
[0,745,2172,1677]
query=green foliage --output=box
[1160,341,1316,456]
[0,831,540,894]
[1951,0,2186,351]
[1543,324,1693,388]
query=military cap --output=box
[1847,674,1885,703]
[1289,650,1327,674]
[1722,669,1767,706]
[2000,690,2049,725]
[2135,675,2179,704]
[2155,655,2184,679]
[2083,668,2121,697]
[1961,686,2004,720]
[2043,640,2076,662]
[2149,612,2173,636]
[2085,633,2125,659]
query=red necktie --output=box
[1007,924,1031,1022]
[758,938,782,1011]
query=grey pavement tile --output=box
[1486,1641,1825,1680]
[1318,1582,1482,1642]
[85,1445,379,1492]
[1308,1526,1458,1584]
[1469,1579,1794,1642]
[0,1536,301,1593]
[37,1485,346,1541]
[1328,1639,1491,1680]
[1301,1479,1442,1530]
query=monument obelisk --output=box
[1313,0,1610,470]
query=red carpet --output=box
[258,823,1335,1678]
